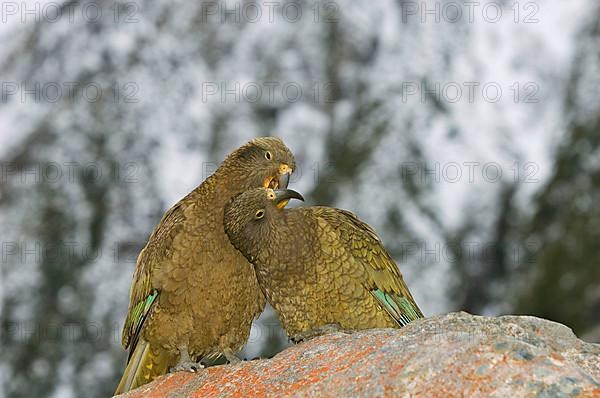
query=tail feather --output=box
[114,339,173,395]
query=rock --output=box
[116,312,600,397]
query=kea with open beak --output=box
[115,137,295,394]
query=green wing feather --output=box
[316,207,424,327]
[372,290,422,327]
[122,201,185,353]
[124,290,159,360]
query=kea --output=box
[115,138,296,394]
[223,188,424,341]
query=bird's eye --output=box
[264,151,272,160]
[255,209,265,219]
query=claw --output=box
[171,361,205,373]
[223,348,242,365]
[170,346,205,373]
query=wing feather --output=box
[121,201,186,352]
[314,207,424,326]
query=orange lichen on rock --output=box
[117,312,600,398]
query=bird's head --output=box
[224,187,304,257]
[222,136,296,192]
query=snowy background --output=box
[1,1,599,397]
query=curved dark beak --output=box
[273,189,304,209]
[278,171,291,189]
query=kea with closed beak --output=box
[224,188,424,341]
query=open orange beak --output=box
[263,164,293,190]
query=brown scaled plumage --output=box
[115,138,296,394]
[224,188,424,342]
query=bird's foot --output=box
[170,360,205,373]
[171,346,205,373]
[291,323,352,343]
[223,348,242,365]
